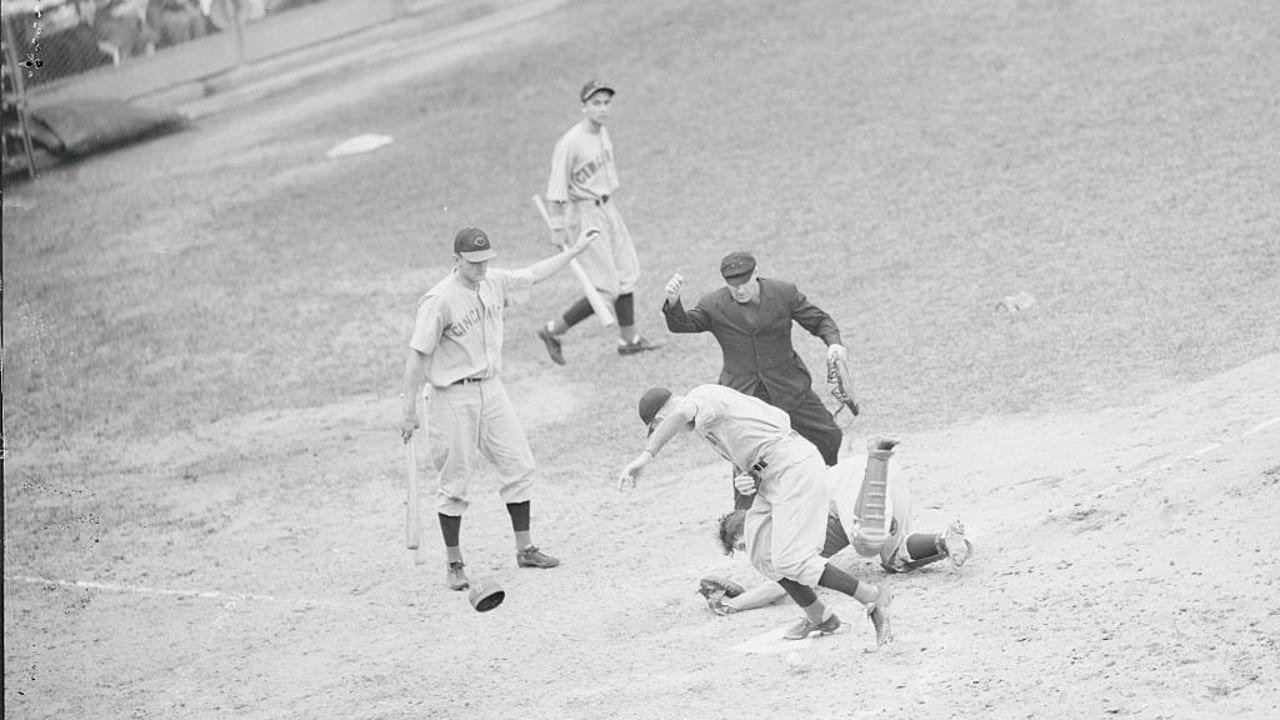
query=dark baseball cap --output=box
[454,227,497,262]
[638,387,673,431]
[580,80,615,103]
[720,251,757,283]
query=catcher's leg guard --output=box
[852,437,898,555]
[883,533,946,573]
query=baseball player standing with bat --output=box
[400,226,598,590]
[536,80,661,365]
[619,385,894,645]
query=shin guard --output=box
[852,436,898,556]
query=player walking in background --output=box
[399,226,598,590]
[536,80,660,364]
[619,385,894,644]
[663,252,848,508]
[699,438,974,616]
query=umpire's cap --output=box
[720,251,756,283]
[638,387,673,430]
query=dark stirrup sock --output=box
[777,578,818,607]
[562,297,595,328]
[505,501,531,533]
[614,292,635,327]
[817,563,861,596]
[438,513,462,547]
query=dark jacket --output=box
[662,277,842,411]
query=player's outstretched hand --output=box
[617,453,649,491]
[733,472,758,496]
[399,408,418,443]
[664,273,684,305]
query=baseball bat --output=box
[405,398,421,551]
[411,392,430,565]
[531,195,617,327]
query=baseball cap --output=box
[720,251,757,283]
[454,227,497,262]
[580,80,615,103]
[638,387,673,430]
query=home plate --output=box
[732,625,815,654]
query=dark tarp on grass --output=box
[27,99,187,158]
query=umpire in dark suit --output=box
[662,251,848,508]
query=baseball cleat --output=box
[446,561,470,591]
[867,435,900,452]
[868,585,893,646]
[941,520,973,569]
[516,545,561,569]
[536,327,566,365]
[784,612,841,640]
[617,336,661,356]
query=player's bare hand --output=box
[664,273,684,304]
[617,454,648,491]
[733,472,759,496]
[399,408,419,443]
[569,227,601,254]
[826,343,848,363]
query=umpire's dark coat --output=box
[661,277,843,412]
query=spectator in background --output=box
[94,0,157,59]
[146,0,207,48]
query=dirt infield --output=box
[4,1,1279,718]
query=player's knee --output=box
[773,554,816,584]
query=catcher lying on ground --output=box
[698,436,974,616]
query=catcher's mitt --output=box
[826,354,861,417]
[697,576,745,616]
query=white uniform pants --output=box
[424,377,537,516]
[568,199,639,297]
[743,435,830,587]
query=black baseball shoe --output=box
[784,612,841,640]
[941,520,974,568]
[868,585,893,646]
[537,327,565,365]
[617,336,661,356]
[516,545,560,568]
[446,561,470,591]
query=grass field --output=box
[4,1,1279,718]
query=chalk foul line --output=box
[3,573,336,607]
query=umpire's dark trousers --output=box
[733,386,842,510]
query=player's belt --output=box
[574,194,610,206]
[452,377,484,385]
[749,431,799,474]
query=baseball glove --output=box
[826,354,861,417]
[697,576,745,616]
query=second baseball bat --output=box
[531,195,617,327]
[405,430,420,550]
[406,392,430,564]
